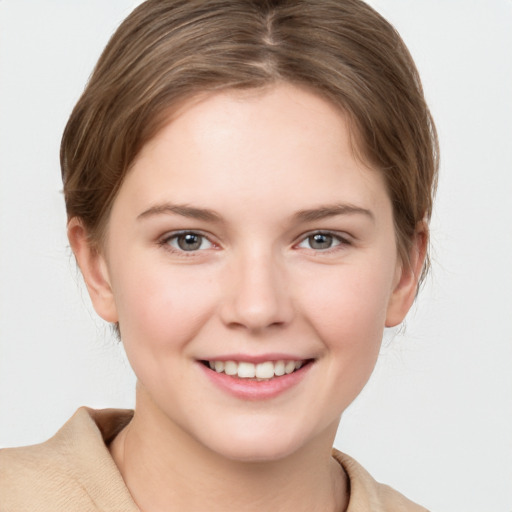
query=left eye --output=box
[298,233,342,251]
[166,232,213,252]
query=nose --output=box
[219,249,294,332]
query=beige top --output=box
[0,407,428,511]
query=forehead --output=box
[114,84,391,224]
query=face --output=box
[72,84,420,462]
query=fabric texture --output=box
[0,407,428,511]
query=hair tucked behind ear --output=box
[62,0,438,286]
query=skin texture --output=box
[69,84,425,511]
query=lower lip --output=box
[198,362,313,401]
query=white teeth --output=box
[237,362,256,378]
[255,361,274,379]
[224,360,238,376]
[206,359,307,379]
[274,360,285,376]
[285,361,296,374]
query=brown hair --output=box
[61,0,438,282]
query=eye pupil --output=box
[178,233,202,251]
[310,233,333,250]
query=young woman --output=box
[0,1,438,510]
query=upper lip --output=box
[199,353,312,364]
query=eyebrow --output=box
[137,203,223,222]
[138,201,374,224]
[293,204,375,223]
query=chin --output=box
[196,420,317,463]
[213,439,300,463]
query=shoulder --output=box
[332,449,429,512]
[0,434,86,510]
[0,407,137,512]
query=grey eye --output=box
[168,233,213,251]
[308,233,334,250]
[298,232,342,251]
[178,234,202,251]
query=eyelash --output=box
[158,230,352,256]
[295,231,352,253]
[158,230,217,255]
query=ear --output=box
[67,218,119,323]
[385,223,428,327]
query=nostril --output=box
[218,264,294,331]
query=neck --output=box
[109,387,348,512]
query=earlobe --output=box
[67,218,118,323]
[385,224,428,327]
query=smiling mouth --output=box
[201,359,313,381]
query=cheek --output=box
[304,260,392,322]
[111,262,218,358]
[298,266,392,414]
[111,265,220,402]
[298,262,393,362]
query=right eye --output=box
[163,232,214,252]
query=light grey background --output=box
[1,1,511,511]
